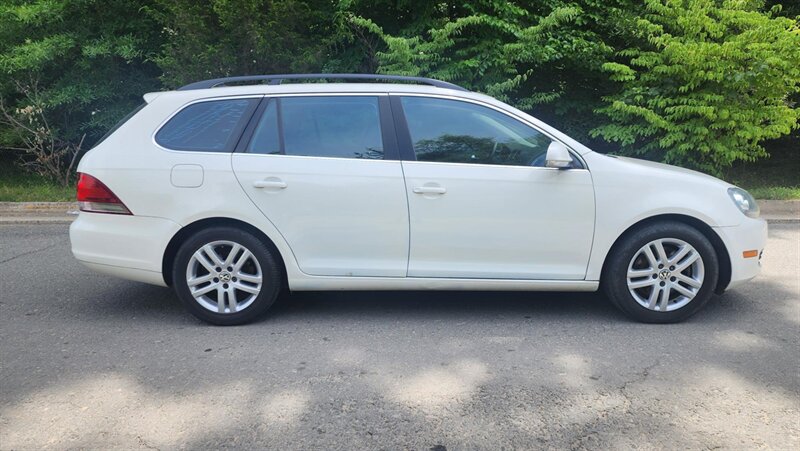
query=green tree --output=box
[149,0,338,88]
[592,0,800,173]
[0,0,163,183]
[342,0,800,173]
[339,0,621,142]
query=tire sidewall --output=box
[172,227,281,325]
[604,222,719,323]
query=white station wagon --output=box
[70,74,767,325]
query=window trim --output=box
[235,93,399,161]
[152,95,264,154]
[390,93,587,170]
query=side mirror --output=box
[545,141,573,169]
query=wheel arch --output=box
[161,217,288,289]
[600,214,731,294]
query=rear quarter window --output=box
[155,98,259,152]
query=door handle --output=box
[253,179,287,189]
[413,185,446,195]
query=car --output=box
[69,73,767,325]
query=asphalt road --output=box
[1,223,798,450]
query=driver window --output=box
[400,96,552,167]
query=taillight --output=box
[76,173,132,215]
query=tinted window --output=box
[401,97,553,166]
[247,100,280,154]
[248,96,383,159]
[156,99,257,152]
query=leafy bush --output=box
[345,0,800,174]
[592,0,800,174]
[0,0,798,182]
[0,0,162,183]
[147,0,336,88]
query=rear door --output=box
[232,94,409,277]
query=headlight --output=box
[727,187,760,218]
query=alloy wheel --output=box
[626,238,705,312]
[185,240,263,314]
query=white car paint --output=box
[401,160,594,279]
[70,82,767,295]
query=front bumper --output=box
[69,212,181,287]
[714,217,768,290]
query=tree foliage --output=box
[592,0,800,172]
[147,0,337,88]
[0,0,162,182]
[344,0,800,174]
[0,0,798,181]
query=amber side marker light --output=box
[742,250,759,259]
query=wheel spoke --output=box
[671,282,695,299]
[233,281,260,295]
[647,286,660,309]
[217,286,226,312]
[629,278,657,290]
[236,272,262,284]
[659,286,671,311]
[233,249,253,272]
[675,252,700,272]
[223,243,241,267]
[642,246,658,268]
[193,250,216,272]
[669,244,691,265]
[227,287,238,311]
[187,273,213,287]
[675,273,702,288]
[203,245,224,266]
[627,268,654,279]
[654,240,669,265]
[192,282,218,298]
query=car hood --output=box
[611,156,732,186]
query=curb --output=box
[0,201,77,212]
[0,202,79,224]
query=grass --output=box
[722,136,800,200]
[0,164,75,202]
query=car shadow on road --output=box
[83,280,627,326]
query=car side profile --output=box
[69,74,767,325]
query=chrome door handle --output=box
[413,186,446,195]
[253,179,287,189]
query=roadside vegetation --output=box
[0,163,74,202]
[1,0,798,199]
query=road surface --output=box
[1,223,798,449]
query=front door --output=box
[233,95,409,277]
[395,95,595,280]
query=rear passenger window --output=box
[156,98,258,152]
[247,96,384,159]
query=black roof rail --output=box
[177,73,469,92]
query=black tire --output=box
[172,226,282,325]
[603,221,719,323]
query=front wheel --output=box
[172,227,282,325]
[603,221,719,323]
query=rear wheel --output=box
[603,221,719,323]
[172,226,281,325]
